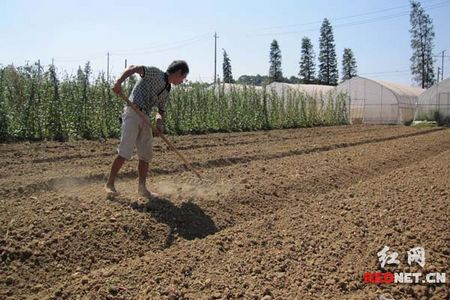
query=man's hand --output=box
[156,117,164,136]
[112,66,144,95]
[152,127,161,137]
[112,82,122,95]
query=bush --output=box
[0,63,349,141]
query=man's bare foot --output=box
[104,183,119,196]
[138,186,159,199]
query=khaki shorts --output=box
[117,106,153,162]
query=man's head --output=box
[167,60,189,85]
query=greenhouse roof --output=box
[356,77,424,97]
[267,82,335,96]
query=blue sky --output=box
[1,0,449,85]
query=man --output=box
[105,60,189,197]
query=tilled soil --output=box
[0,125,449,300]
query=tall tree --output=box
[410,0,435,88]
[298,36,316,83]
[222,49,234,83]
[299,37,316,84]
[269,39,283,82]
[342,48,358,81]
[318,18,338,85]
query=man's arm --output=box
[112,65,145,95]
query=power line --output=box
[252,4,405,32]
[367,73,412,78]
[49,33,211,64]
[53,55,104,63]
[360,69,410,75]
[109,33,211,56]
[247,0,450,37]
[110,36,209,57]
[250,0,443,33]
[214,32,219,84]
[107,52,110,83]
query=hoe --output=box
[119,93,202,180]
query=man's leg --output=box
[106,106,138,195]
[137,159,151,197]
[105,155,126,194]
[136,123,158,198]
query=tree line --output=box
[223,18,357,86]
[223,0,436,89]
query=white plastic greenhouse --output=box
[209,83,262,93]
[267,82,335,98]
[336,77,424,124]
[414,77,450,121]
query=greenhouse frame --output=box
[414,77,450,123]
[336,76,424,124]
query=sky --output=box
[1,0,449,86]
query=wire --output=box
[40,33,212,65]
[110,36,210,56]
[247,0,450,37]
[360,70,410,75]
[54,55,104,63]
[251,0,443,32]
[367,73,412,78]
[110,33,210,56]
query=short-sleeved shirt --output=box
[130,66,171,114]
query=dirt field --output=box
[1,125,449,300]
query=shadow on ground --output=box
[109,195,217,248]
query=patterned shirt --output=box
[130,66,171,114]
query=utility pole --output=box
[107,52,110,83]
[441,50,446,80]
[437,67,440,82]
[125,59,127,69]
[214,32,219,84]
[51,57,54,66]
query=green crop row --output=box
[0,63,348,141]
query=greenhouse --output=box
[208,82,334,98]
[336,76,424,124]
[267,82,335,98]
[208,83,263,93]
[414,77,450,123]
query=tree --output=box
[342,48,358,81]
[269,40,283,82]
[288,76,301,84]
[299,37,316,83]
[222,49,234,83]
[410,0,435,88]
[236,74,271,86]
[318,18,338,85]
